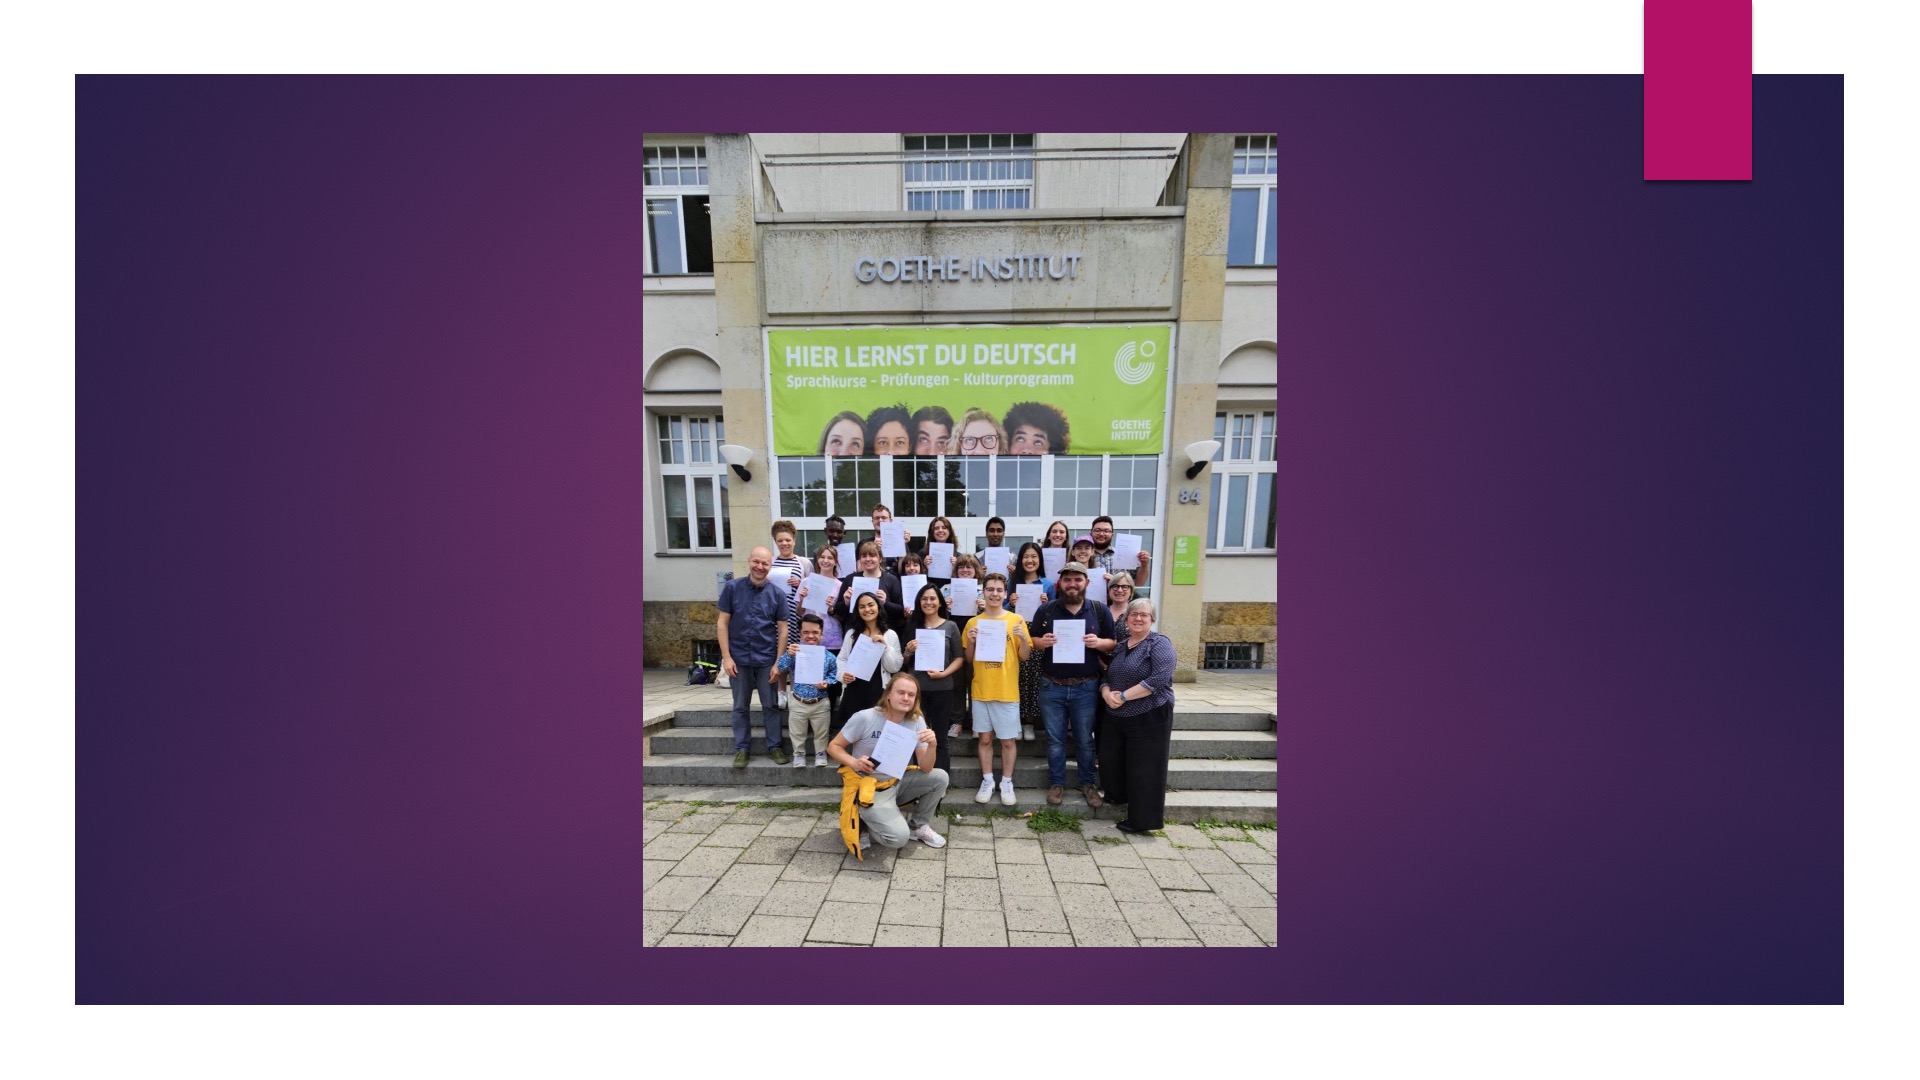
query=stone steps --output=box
[638,783,1277,825]
[648,727,1277,759]
[640,754,1276,791]
[643,697,1278,825]
[662,707,1276,732]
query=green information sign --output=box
[765,324,1172,457]
[1170,535,1200,585]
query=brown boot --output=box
[1047,785,1063,805]
[1082,784,1104,809]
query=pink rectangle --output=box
[1645,0,1753,180]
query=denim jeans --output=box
[730,662,783,753]
[1039,679,1099,788]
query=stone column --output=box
[1160,133,1233,683]
[707,134,772,575]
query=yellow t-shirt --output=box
[965,610,1028,702]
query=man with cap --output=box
[1027,561,1119,807]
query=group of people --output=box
[817,401,1071,457]
[713,507,1177,846]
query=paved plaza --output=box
[643,801,1278,947]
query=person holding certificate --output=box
[939,552,982,739]
[834,591,902,734]
[1100,598,1178,834]
[828,673,949,850]
[1029,561,1118,808]
[1010,542,1053,742]
[963,573,1032,807]
[902,584,965,772]
[831,540,905,634]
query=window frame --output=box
[903,134,1036,212]
[643,144,712,276]
[656,411,732,552]
[1227,135,1278,268]
[1206,409,1277,554]
[772,451,1162,596]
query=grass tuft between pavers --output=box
[1025,807,1081,834]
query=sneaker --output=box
[909,823,946,848]
[1047,785,1064,806]
[999,777,1017,806]
[770,746,792,765]
[975,777,996,804]
[1022,724,1035,741]
[792,752,807,769]
[859,830,872,851]
[815,755,831,768]
[732,750,748,769]
[947,723,961,738]
[1082,784,1104,809]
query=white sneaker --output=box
[975,777,996,804]
[815,755,831,768]
[909,823,946,848]
[999,778,1017,806]
[947,723,961,738]
[1022,724,1035,741]
[859,830,872,851]
[792,752,807,769]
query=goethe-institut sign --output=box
[852,252,1083,284]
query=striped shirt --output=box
[1103,631,1175,717]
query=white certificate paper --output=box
[1085,568,1108,602]
[849,576,881,600]
[795,643,827,685]
[802,573,839,615]
[982,546,1011,576]
[845,634,884,681]
[1051,619,1086,664]
[1112,533,1143,572]
[914,629,946,671]
[1015,583,1045,621]
[879,521,907,558]
[1042,547,1066,579]
[947,579,979,616]
[836,542,858,574]
[972,617,1007,663]
[927,542,954,578]
[899,574,928,605]
[870,721,919,780]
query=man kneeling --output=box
[828,672,949,849]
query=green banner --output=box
[766,324,1172,457]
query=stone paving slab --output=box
[644,833,704,862]
[643,802,1277,947]
[809,901,882,945]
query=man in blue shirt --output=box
[717,546,792,768]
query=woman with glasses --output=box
[950,407,1004,457]
[1103,571,1136,627]
[1099,598,1176,834]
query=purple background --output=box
[76,76,1840,1002]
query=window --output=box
[1204,643,1264,670]
[1207,410,1277,552]
[1227,135,1277,267]
[771,452,1160,594]
[904,134,1034,211]
[657,413,731,550]
[644,145,713,275]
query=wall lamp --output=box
[718,444,755,483]
[1182,440,1222,480]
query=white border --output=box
[14,2,1911,1078]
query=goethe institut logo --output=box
[1114,338,1157,385]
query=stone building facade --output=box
[642,133,1277,679]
